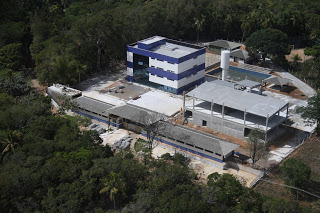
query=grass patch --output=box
[134,138,148,152]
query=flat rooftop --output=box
[187,81,288,117]
[140,36,165,44]
[127,90,183,116]
[99,82,150,100]
[131,36,203,58]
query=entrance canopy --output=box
[262,76,292,87]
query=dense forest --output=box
[1,0,320,86]
[1,0,320,212]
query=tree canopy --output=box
[298,92,320,134]
[245,28,291,61]
[2,0,320,85]
[281,158,311,189]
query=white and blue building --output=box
[127,36,206,94]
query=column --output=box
[265,114,269,142]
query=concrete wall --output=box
[192,110,245,139]
[75,109,121,128]
[225,161,262,176]
[143,133,224,163]
[123,121,143,133]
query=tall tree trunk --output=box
[97,48,101,72]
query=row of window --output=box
[150,57,175,64]
[150,65,175,73]
[150,73,174,81]
[79,107,109,118]
[161,134,221,156]
[150,72,199,81]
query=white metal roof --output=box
[236,79,261,88]
[263,76,292,86]
[187,82,288,117]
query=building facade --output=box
[127,36,206,94]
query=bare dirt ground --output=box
[264,83,308,100]
[31,79,47,94]
[286,48,312,62]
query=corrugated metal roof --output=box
[187,82,287,117]
[161,122,239,155]
[75,96,238,156]
[74,96,114,116]
[208,40,242,50]
[230,49,249,60]
[106,104,166,121]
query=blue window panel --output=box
[141,133,223,163]
[127,75,133,82]
[127,61,133,68]
[176,77,205,94]
[72,110,121,128]
[149,63,205,80]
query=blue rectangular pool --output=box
[207,66,271,83]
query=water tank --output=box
[221,50,230,70]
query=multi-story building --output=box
[127,36,206,94]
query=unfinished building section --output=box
[184,81,289,141]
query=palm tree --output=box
[1,130,22,156]
[194,17,205,43]
[99,171,125,209]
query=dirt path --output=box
[286,48,312,62]
[31,79,47,94]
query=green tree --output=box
[262,197,301,213]
[303,45,320,88]
[281,158,311,189]
[100,171,126,209]
[57,95,79,115]
[0,43,24,70]
[305,45,320,58]
[193,17,205,43]
[297,92,320,134]
[0,130,22,156]
[290,54,302,71]
[247,128,267,165]
[245,29,291,62]
[0,70,29,96]
[207,173,245,207]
